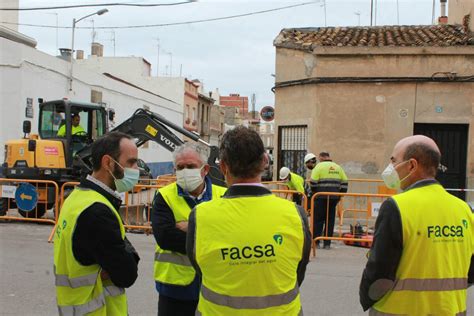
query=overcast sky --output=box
[9,0,441,110]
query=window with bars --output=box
[278,125,308,177]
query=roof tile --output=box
[274,25,474,51]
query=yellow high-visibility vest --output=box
[154,182,226,286]
[53,187,127,316]
[286,172,305,194]
[310,161,348,193]
[57,124,85,137]
[372,183,474,315]
[193,193,306,315]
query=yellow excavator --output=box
[1,99,223,218]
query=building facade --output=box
[273,10,474,199]
[220,93,249,119]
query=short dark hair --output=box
[319,152,330,158]
[219,126,265,179]
[403,142,441,176]
[91,132,132,171]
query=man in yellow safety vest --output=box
[279,166,305,205]
[186,126,311,315]
[360,135,474,315]
[57,113,85,137]
[54,132,141,315]
[151,143,226,315]
[310,151,348,249]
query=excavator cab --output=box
[38,100,107,167]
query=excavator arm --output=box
[75,108,225,186]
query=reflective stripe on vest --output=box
[58,286,125,316]
[54,266,98,288]
[196,306,305,316]
[393,277,467,292]
[201,283,299,310]
[369,309,467,316]
[154,252,192,266]
[58,294,106,316]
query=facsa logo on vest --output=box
[427,223,464,238]
[220,234,284,260]
[221,245,275,260]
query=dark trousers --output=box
[158,294,198,316]
[313,197,340,246]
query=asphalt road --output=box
[1,222,473,315]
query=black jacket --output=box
[72,177,140,288]
[359,179,474,311]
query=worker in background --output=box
[318,151,332,162]
[186,126,311,315]
[54,132,140,315]
[57,113,85,137]
[304,152,317,176]
[310,151,348,249]
[279,166,305,205]
[360,135,474,315]
[151,143,226,316]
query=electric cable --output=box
[0,1,195,11]
[0,1,319,29]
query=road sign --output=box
[15,183,38,211]
[260,106,275,122]
[0,185,16,198]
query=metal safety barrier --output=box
[270,189,308,211]
[262,181,286,190]
[0,178,59,230]
[309,192,393,258]
[49,182,167,242]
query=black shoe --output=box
[323,245,330,250]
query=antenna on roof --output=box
[396,0,400,25]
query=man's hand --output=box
[176,221,188,232]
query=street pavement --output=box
[1,221,473,315]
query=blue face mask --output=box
[110,158,140,193]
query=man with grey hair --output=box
[151,143,226,316]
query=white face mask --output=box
[176,167,204,192]
[381,161,411,190]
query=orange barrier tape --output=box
[0,178,59,242]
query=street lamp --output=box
[69,8,108,91]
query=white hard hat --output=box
[304,153,316,163]
[279,167,290,180]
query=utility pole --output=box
[370,0,374,26]
[154,37,160,77]
[323,0,327,27]
[374,0,377,26]
[45,12,59,53]
[167,52,173,77]
[106,30,116,56]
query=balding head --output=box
[392,135,441,183]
